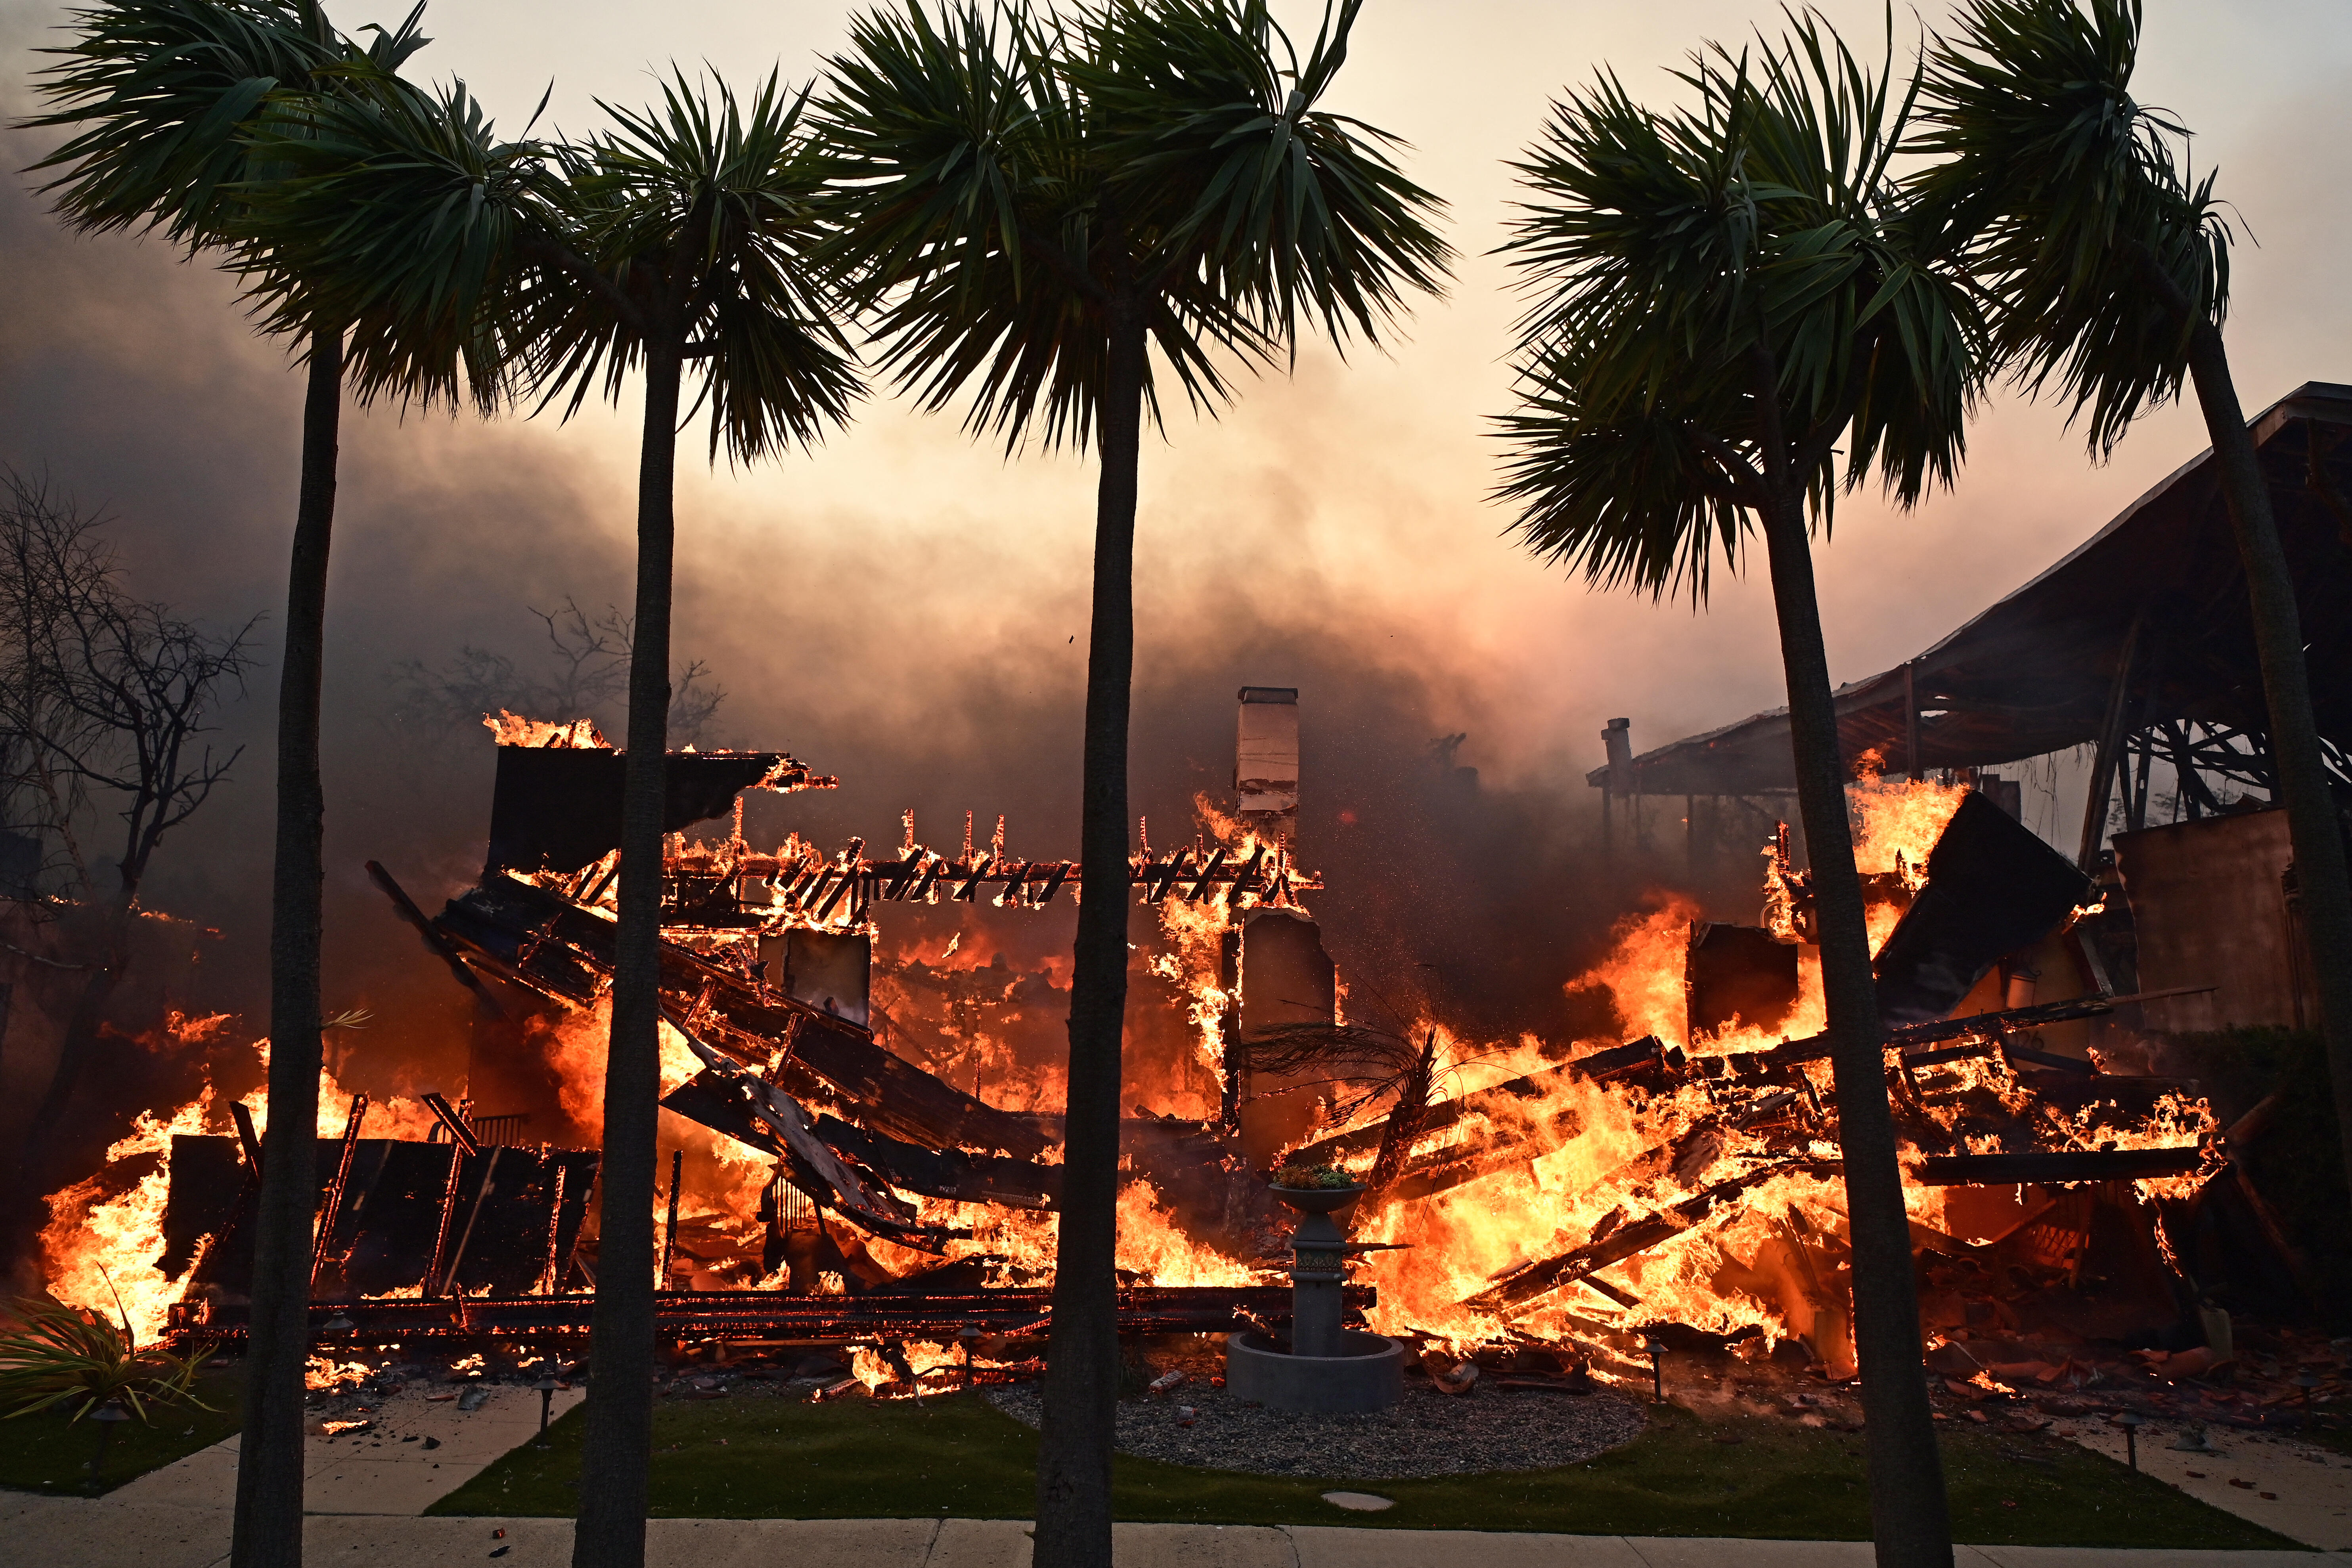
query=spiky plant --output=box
[0,1295,214,1487]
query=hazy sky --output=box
[2,0,2348,1025]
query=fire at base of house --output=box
[21,679,2300,1409]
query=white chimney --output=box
[1235,686,1299,819]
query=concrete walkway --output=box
[5,1381,2327,1565]
[0,1507,2324,1568]
[109,1380,585,1517]
[2064,1416,2352,1551]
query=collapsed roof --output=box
[1591,382,2352,797]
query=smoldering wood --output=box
[1296,1033,1701,1178]
[168,1134,597,1301]
[1466,1160,1839,1315]
[167,1282,1375,1352]
[483,746,829,875]
[429,873,1048,1158]
[1872,792,2094,1027]
[1914,1148,2207,1186]
[365,860,506,1017]
[655,1063,965,1250]
[1685,923,1801,1038]
[309,1093,368,1293]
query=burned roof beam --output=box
[1914,1147,2207,1186]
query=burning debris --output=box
[24,687,2296,1419]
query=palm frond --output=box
[525,69,865,462]
[817,0,1448,454]
[1495,10,1985,602]
[1910,0,2224,456]
[21,0,339,249]
[232,64,548,411]
[1077,0,1452,354]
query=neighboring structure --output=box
[1590,381,2352,869]
[1593,381,2352,1033]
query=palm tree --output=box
[526,80,863,1568]
[818,2,1446,1560]
[245,65,863,1566]
[20,8,511,1564]
[1914,0,2352,1202]
[1495,20,1981,1566]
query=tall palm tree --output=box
[20,8,514,1566]
[1495,20,1981,1567]
[246,65,863,1567]
[819,2,1447,1560]
[1914,0,2352,1202]
[528,80,863,1568]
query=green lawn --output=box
[0,1371,244,1495]
[431,1391,2304,1550]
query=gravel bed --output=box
[983,1378,1648,1479]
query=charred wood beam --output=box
[422,1093,483,1156]
[423,1142,467,1298]
[433,874,1047,1158]
[810,1114,1058,1210]
[310,1093,369,1294]
[1386,1121,1583,1204]
[1296,1036,1676,1168]
[230,1101,264,1174]
[1913,1147,2207,1186]
[658,1064,966,1250]
[1711,997,2118,1077]
[2002,1039,2100,1076]
[732,847,1319,909]
[366,861,508,1017]
[1465,1160,1835,1315]
[169,1284,1371,1351]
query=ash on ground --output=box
[983,1359,1646,1478]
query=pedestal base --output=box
[1223,1329,1404,1414]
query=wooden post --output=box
[1217,926,1242,1133]
[1904,662,1923,783]
[309,1092,369,1295]
[541,1164,568,1295]
[660,1147,684,1291]
[2078,612,2148,871]
[423,1142,465,1299]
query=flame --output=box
[307,1357,372,1391]
[485,710,609,748]
[41,1029,459,1341]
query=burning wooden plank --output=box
[166,1283,1375,1352]
[1464,1159,1836,1316]
[1914,1147,2208,1186]
[425,873,1049,1158]
[656,1061,966,1251]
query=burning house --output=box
[34,393,2346,1405]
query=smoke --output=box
[0,171,1650,1131]
[5,0,2349,1129]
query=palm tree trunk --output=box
[1751,356,1949,1568]
[572,337,683,1568]
[1033,301,1144,1568]
[2184,325,2352,1202]
[233,320,344,1568]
